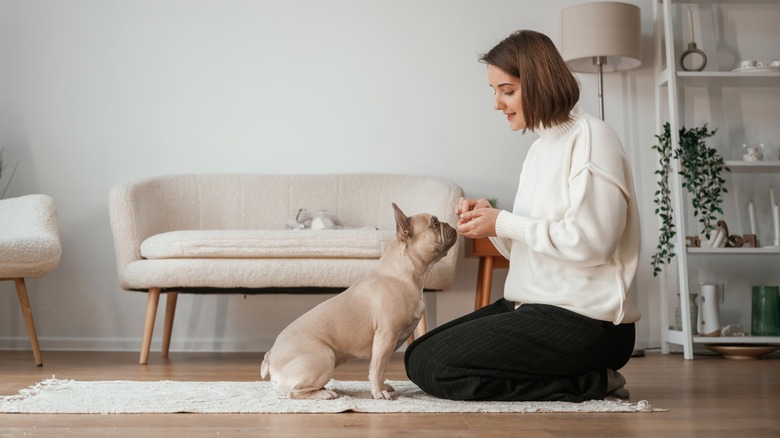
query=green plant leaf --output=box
[650,122,729,276]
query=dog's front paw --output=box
[371,382,395,400]
[372,389,394,400]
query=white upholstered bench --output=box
[109,173,463,364]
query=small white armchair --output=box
[0,194,62,366]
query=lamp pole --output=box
[594,56,606,121]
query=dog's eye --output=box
[431,218,439,228]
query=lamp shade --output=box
[561,2,641,73]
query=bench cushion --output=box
[140,229,396,259]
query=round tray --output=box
[704,344,779,360]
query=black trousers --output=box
[404,299,635,402]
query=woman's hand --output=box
[455,197,492,216]
[457,204,499,239]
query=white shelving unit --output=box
[654,0,780,359]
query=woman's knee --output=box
[403,339,428,382]
[405,340,445,390]
[405,353,454,398]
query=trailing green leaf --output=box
[651,124,676,277]
[650,122,730,276]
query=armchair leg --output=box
[161,292,178,358]
[14,278,42,367]
[140,287,161,365]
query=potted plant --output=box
[651,122,730,276]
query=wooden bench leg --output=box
[415,311,428,338]
[140,287,161,365]
[475,257,486,310]
[161,292,178,358]
[14,278,42,367]
[475,256,495,310]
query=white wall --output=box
[0,0,661,354]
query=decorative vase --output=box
[675,292,698,334]
[697,284,722,337]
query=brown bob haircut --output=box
[479,30,579,131]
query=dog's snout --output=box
[442,223,457,247]
[443,223,456,237]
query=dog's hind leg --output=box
[279,348,338,400]
[284,370,338,399]
[288,386,338,400]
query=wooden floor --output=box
[1,349,779,437]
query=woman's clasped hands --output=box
[455,197,499,239]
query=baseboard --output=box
[0,336,278,353]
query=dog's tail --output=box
[260,350,271,380]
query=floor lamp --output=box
[560,2,642,121]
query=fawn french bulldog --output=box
[260,203,457,400]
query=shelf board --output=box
[676,71,780,87]
[725,161,780,173]
[693,336,780,344]
[687,246,780,254]
[663,0,780,4]
[663,328,687,346]
[664,330,780,345]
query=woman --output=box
[404,30,641,402]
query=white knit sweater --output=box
[491,107,641,324]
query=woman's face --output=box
[487,65,525,131]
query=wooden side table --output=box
[468,238,509,310]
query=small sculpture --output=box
[286,208,342,230]
[742,143,765,162]
[685,220,759,248]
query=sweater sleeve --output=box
[488,236,512,259]
[495,170,628,266]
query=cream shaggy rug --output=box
[0,378,663,414]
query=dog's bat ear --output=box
[392,203,412,239]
